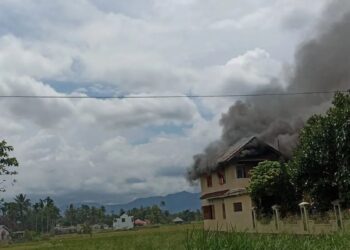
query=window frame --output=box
[202,205,215,220]
[217,170,226,185]
[236,166,250,179]
[206,175,212,187]
[233,202,243,212]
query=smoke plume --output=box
[188,1,350,180]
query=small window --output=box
[122,218,126,222]
[218,171,226,185]
[233,202,243,212]
[222,203,226,219]
[206,175,212,187]
[202,205,215,220]
[236,166,249,178]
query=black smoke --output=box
[188,1,350,180]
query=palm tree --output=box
[14,194,31,228]
[65,204,75,226]
[42,197,60,233]
[33,202,40,232]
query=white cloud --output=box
[0,0,330,204]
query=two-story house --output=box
[200,136,283,231]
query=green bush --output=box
[248,161,298,216]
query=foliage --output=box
[174,209,202,222]
[0,140,18,192]
[289,92,350,211]
[0,193,201,237]
[1,195,60,233]
[80,223,92,236]
[127,205,202,224]
[248,161,298,215]
[62,204,111,226]
[248,93,350,214]
[14,194,31,229]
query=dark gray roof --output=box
[216,136,281,165]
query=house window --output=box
[206,175,212,187]
[233,202,243,212]
[202,205,215,220]
[222,203,226,219]
[236,166,250,178]
[122,218,126,222]
[218,171,226,185]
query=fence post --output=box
[332,200,343,231]
[272,205,281,231]
[251,207,257,231]
[299,202,310,233]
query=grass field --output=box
[2,223,350,250]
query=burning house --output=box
[199,136,283,231]
[187,0,350,233]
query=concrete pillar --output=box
[299,202,310,232]
[251,207,257,230]
[272,205,281,231]
[332,200,343,231]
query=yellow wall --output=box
[201,164,253,232]
[203,194,254,232]
[200,164,250,195]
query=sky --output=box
[0,0,330,204]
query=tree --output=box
[248,161,297,216]
[14,194,31,229]
[32,197,60,233]
[119,208,125,216]
[0,140,18,192]
[3,202,18,223]
[289,92,350,211]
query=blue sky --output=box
[0,0,330,204]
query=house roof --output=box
[120,214,133,218]
[134,219,147,225]
[200,188,248,200]
[200,189,229,200]
[173,217,184,222]
[0,225,9,232]
[216,136,282,165]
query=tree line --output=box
[0,194,60,233]
[126,205,202,224]
[0,193,201,233]
[249,92,350,216]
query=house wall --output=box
[200,164,250,195]
[113,215,134,230]
[203,194,254,232]
[201,164,254,232]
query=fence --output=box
[252,200,347,234]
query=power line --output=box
[0,90,348,99]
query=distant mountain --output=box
[104,191,201,214]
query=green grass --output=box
[2,223,350,250]
[185,230,350,250]
[1,224,199,250]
